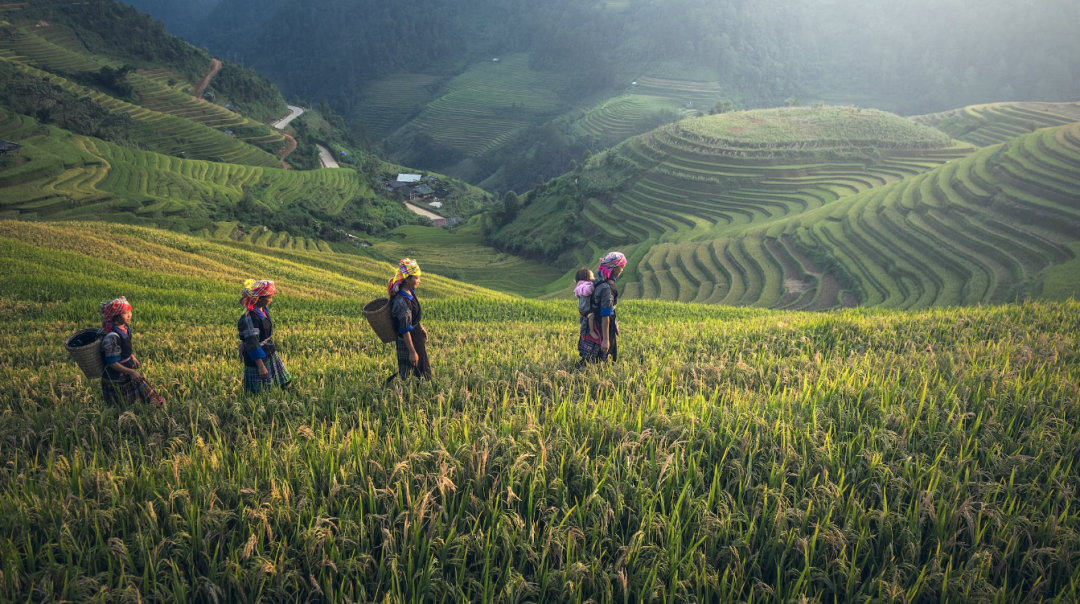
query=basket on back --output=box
[65,328,104,380]
[363,298,396,344]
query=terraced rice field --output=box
[5,59,282,166]
[374,223,567,297]
[914,102,1080,147]
[406,55,570,157]
[584,108,965,249]
[573,93,693,143]
[629,121,1080,309]
[0,117,374,223]
[357,73,442,135]
[0,24,286,161]
[4,220,1080,602]
[198,220,335,253]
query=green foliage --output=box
[0,70,137,146]
[17,0,212,81]
[208,63,288,122]
[3,221,1080,602]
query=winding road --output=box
[317,144,340,169]
[268,103,437,222]
[272,105,305,129]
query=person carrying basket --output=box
[98,297,164,406]
[386,258,431,382]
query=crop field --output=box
[374,223,568,297]
[0,120,373,225]
[572,93,695,144]
[0,24,287,158]
[357,73,443,135]
[2,220,1080,602]
[681,106,952,149]
[581,107,966,246]
[198,221,335,254]
[631,121,1080,309]
[583,109,1080,309]
[404,55,571,157]
[914,102,1080,147]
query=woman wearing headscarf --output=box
[387,258,431,382]
[98,296,164,406]
[578,252,626,365]
[238,279,291,394]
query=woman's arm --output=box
[403,331,418,365]
[109,361,141,379]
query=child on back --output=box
[574,268,599,339]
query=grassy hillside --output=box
[373,221,567,297]
[914,101,1080,147]
[491,107,1080,309]
[0,21,287,164]
[2,221,1080,601]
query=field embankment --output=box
[1,221,1079,602]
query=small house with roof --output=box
[0,140,21,156]
[397,173,422,183]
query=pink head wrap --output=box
[100,296,132,332]
[597,252,627,280]
[240,279,276,312]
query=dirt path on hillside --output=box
[193,59,221,98]
[317,144,340,169]
[279,132,297,169]
[404,202,443,220]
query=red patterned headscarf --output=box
[100,296,132,332]
[240,279,276,312]
[597,251,627,280]
[387,258,421,296]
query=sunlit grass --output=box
[1,223,1079,602]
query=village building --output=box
[396,173,422,183]
[0,140,21,156]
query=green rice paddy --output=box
[1,221,1079,602]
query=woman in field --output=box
[238,279,292,394]
[98,296,164,406]
[578,252,626,365]
[388,258,431,381]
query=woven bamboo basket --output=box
[65,328,103,380]
[363,298,396,344]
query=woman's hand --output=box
[419,325,428,340]
[409,350,419,366]
[256,359,269,379]
[131,357,141,370]
[601,339,610,355]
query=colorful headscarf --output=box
[597,252,627,280]
[100,296,132,332]
[388,258,422,296]
[240,279,276,312]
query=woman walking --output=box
[238,279,292,394]
[387,258,431,381]
[99,296,164,406]
[578,252,626,365]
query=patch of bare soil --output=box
[193,59,222,98]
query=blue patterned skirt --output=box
[243,354,291,394]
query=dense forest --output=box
[129,0,1080,115]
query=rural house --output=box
[0,140,21,156]
[396,173,422,183]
